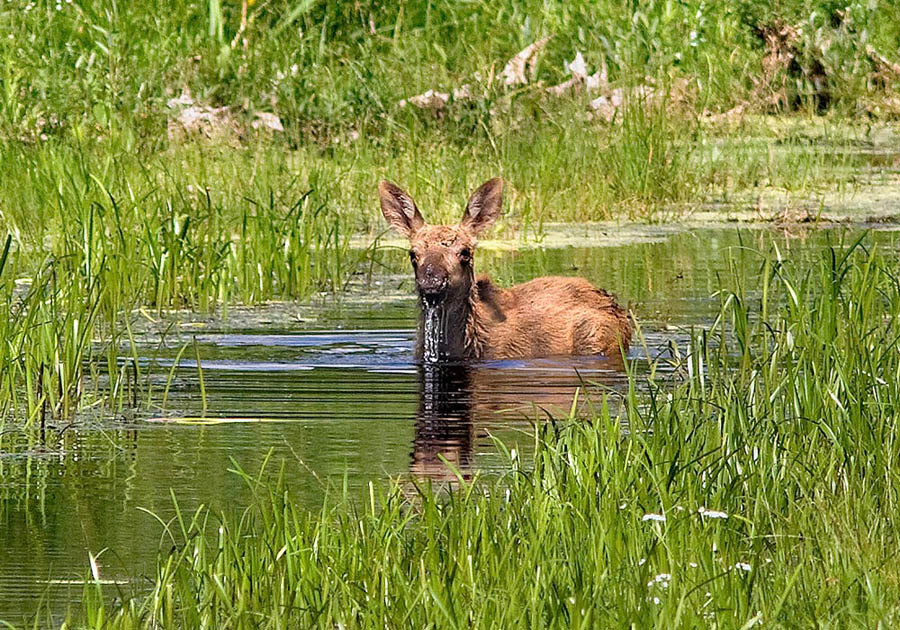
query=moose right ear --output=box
[379,181,425,238]
[460,178,503,236]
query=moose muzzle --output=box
[416,260,449,302]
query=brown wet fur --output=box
[470,275,631,359]
[379,178,632,361]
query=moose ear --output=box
[460,178,503,235]
[379,181,425,238]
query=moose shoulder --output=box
[379,178,632,361]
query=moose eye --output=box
[459,248,472,263]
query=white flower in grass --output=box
[652,596,661,604]
[648,573,671,588]
[733,562,752,572]
[642,512,666,522]
[698,506,728,519]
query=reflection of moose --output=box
[411,364,475,482]
[410,358,628,483]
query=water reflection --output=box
[4,226,878,623]
[410,356,628,482]
[412,364,475,481]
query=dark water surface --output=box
[0,226,895,624]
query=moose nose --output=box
[417,262,448,295]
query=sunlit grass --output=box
[0,139,371,423]
[49,237,900,628]
[0,0,898,426]
[1,1,899,623]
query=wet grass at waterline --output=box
[0,144,365,423]
[56,239,900,628]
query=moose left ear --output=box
[460,178,503,236]
[379,180,425,239]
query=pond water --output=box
[0,225,895,625]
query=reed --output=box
[0,140,366,423]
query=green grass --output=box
[0,1,898,419]
[2,0,898,139]
[53,237,900,628]
[2,2,900,625]
[0,138,369,421]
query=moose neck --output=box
[417,290,473,363]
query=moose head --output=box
[379,178,503,307]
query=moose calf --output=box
[379,178,631,362]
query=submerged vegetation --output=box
[61,238,900,628]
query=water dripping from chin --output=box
[422,300,445,363]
